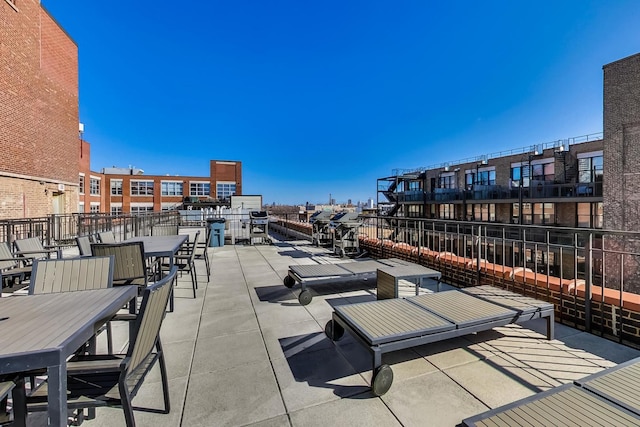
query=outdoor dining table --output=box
[124,234,188,311]
[0,286,138,426]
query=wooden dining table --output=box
[0,286,138,426]
[124,234,188,311]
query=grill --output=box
[329,212,362,257]
[309,211,334,247]
[249,211,271,245]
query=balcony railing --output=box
[394,181,603,203]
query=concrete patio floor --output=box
[27,233,640,426]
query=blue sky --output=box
[44,1,640,206]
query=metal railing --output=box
[0,211,180,245]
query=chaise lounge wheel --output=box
[324,320,344,341]
[371,364,394,396]
[283,276,295,288]
[298,290,313,306]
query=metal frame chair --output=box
[167,230,200,298]
[151,224,178,236]
[97,231,117,244]
[0,242,31,290]
[21,267,178,427]
[75,235,93,257]
[13,238,61,264]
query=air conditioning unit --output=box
[57,184,65,192]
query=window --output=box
[578,155,603,183]
[79,174,85,194]
[533,203,555,224]
[476,170,496,186]
[111,180,123,195]
[89,204,100,213]
[469,204,496,222]
[438,175,455,189]
[577,202,603,228]
[131,181,154,196]
[190,182,211,196]
[406,205,423,218]
[216,182,235,199]
[439,204,455,219]
[513,203,533,224]
[130,205,153,214]
[78,202,85,213]
[465,172,474,190]
[111,206,123,216]
[511,163,530,187]
[161,181,183,196]
[89,177,100,195]
[531,162,554,182]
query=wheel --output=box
[339,249,346,258]
[324,320,344,341]
[298,290,313,306]
[371,364,394,396]
[283,275,295,288]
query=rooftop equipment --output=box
[309,211,334,247]
[249,211,271,245]
[329,212,362,257]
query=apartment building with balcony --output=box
[379,53,640,233]
[378,135,604,229]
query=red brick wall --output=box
[210,160,242,197]
[0,1,79,218]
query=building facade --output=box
[0,1,80,220]
[77,160,243,215]
[378,54,640,231]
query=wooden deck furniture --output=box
[22,268,177,427]
[0,286,138,426]
[326,286,554,396]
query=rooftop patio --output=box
[19,231,640,426]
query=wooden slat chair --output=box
[151,224,178,236]
[13,238,61,264]
[90,242,152,290]
[75,235,93,257]
[165,230,200,298]
[20,267,178,427]
[0,242,32,290]
[29,256,116,353]
[97,231,117,244]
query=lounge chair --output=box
[462,383,640,426]
[20,267,178,427]
[326,286,554,396]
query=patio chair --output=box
[0,242,31,290]
[13,237,62,263]
[75,235,93,257]
[165,230,199,298]
[91,242,156,290]
[0,376,25,426]
[179,228,210,282]
[20,267,178,427]
[97,230,117,244]
[29,255,116,353]
[151,224,178,236]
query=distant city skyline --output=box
[43,1,640,205]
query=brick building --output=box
[1,3,243,219]
[78,160,243,215]
[378,54,640,231]
[0,1,80,220]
